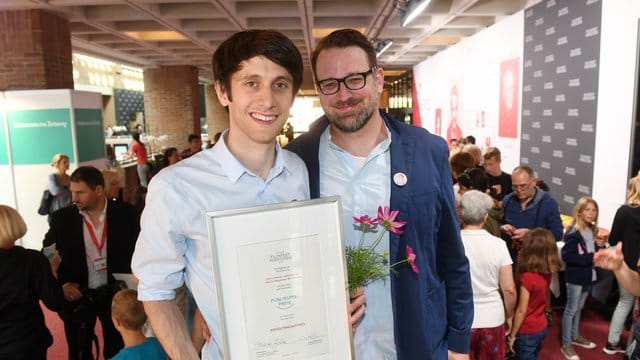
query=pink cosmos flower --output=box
[406,245,419,273]
[353,215,379,228]
[377,206,407,235]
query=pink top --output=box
[130,141,147,165]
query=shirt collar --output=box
[79,198,108,223]
[212,129,289,184]
[323,123,392,158]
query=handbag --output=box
[37,189,53,215]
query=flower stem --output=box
[368,229,386,251]
[388,259,408,268]
[358,224,368,247]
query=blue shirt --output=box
[319,126,396,359]
[132,132,310,359]
[112,337,167,360]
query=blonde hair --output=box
[111,289,147,330]
[51,153,69,167]
[627,173,640,207]
[572,196,599,234]
[0,205,27,248]
[483,147,502,162]
[101,169,121,198]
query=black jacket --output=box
[562,228,597,285]
[43,199,140,289]
[0,246,64,357]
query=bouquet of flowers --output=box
[346,206,419,294]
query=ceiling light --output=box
[401,0,432,27]
[376,39,393,57]
[124,31,187,41]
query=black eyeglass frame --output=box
[315,67,377,95]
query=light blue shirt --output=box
[131,132,310,359]
[319,126,396,359]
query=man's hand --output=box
[500,224,515,236]
[511,228,529,240]
[62,282,83,302]
[348,287,366,331]
[448,350,469,359]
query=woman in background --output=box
[458,167,502,237]
[460,190,516,360]
[129,132,150,188]
[102,169,123,201]
[46,153,72,223]
[0,205,64,359]
[601,174,640,355]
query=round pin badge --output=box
[393,172,407,187]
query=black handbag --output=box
[37,190,52,215]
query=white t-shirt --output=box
[461,229,513,328]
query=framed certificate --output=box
[206,196,353,359]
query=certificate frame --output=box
[206,196,353,359]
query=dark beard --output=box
[327,101,375,133]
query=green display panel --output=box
[8,109,74,165]
[0,114,7,165]
[75,108,105,162]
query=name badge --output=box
[93,258,107,272]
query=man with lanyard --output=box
[287,29,473,359]
[43,166,140,359]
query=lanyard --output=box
[84,217,107,252]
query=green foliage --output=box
[345,245,389,294]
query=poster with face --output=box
[498,58,520,138]
[447,85,463,142]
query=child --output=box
[111,289,167,359]
[508,228,561,360]
[560,197,601,359]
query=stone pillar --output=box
[204,83,229,143]
[0,9,74,90]
[143,66,200,151]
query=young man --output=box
[131,30,311,359]
[483,146,513,201]
[287,29,473,359]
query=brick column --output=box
[143,66,200,151]
[204,84,229,142]
[0,9,73,90]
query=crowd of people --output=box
[1,27,639,360]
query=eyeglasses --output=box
[316,67,376,95]
[512,181,532,190]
